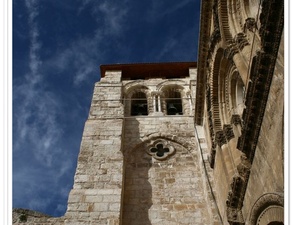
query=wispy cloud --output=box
[45,0,130,84]
[147,0,195,22]
[24,0,42,84]
[14,0,63,167]
[155,38,178,61]
[94,1,129,35]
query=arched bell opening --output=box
[131,92,148,116]
[166,91,182,115]
[161,86,184,116]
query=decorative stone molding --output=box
[218,0,234,42]
[231,114,242,126]
[224,33,250,60]
[234,32,250,50]
[248,193,284,225]
[238,0,284,161]
[227,207,245,225]
[224,43,239,60]
[237,154,251,179]
[215,130,226,147]
[257,206,284,225]
[226,175,246,225]
[195,0,214,125]
[207,28,221,67]
[243,17,257,33]
[226,176,244,208]
[223,124,235,141]
[146,141,175,160]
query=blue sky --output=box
[13,0,200,217]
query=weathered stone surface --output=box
[13,1,284,224]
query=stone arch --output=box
[218,0,234,43]
[123,84,151,116]
[243,0,261,23]
[248,193,284,225]
[209,48,224,132]
[229,68,245,116]
[228,0,245,35]
[156,79,186,89]
[159,84,187,116]
[124,83,150,97]
[218,54,233,125]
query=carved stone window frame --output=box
[229,71,245,116]
[146,140,175,160]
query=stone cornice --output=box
[228,1,284,224]
[237,0,284,161]
[195,0,214,125]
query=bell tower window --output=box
[166,90,182,115]
[131,92,148,116]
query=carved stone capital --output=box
[215,130,226,147]
[226,175,246,225]
[234,32,250,50]
[243,17,257,33]
[224,43,239,60]
[231,114,242,126]
[223,124,235,141]
[226,175,244,208]
[210,28,221,47]
[237,154,251,179]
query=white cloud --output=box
[95,1,128,35]
[155,38,178,61]
[78,0,129,36]
[148,0,195,22]
[44,0,130,85]
[24,0,42,84]
[14,0,64,167]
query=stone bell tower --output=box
[64,62,220,225]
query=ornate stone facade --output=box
[195,0,284,224]
[13,0,284,224]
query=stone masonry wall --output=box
[242,35,284,223]
[120,72,221,224]
[122,116,220,225]
[63,71,125,225]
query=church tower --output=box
[64,62,221,224]
[12,0,285,224]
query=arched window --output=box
[231,74,245,115]
[131,92,148,116]
[164,88,183,115]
